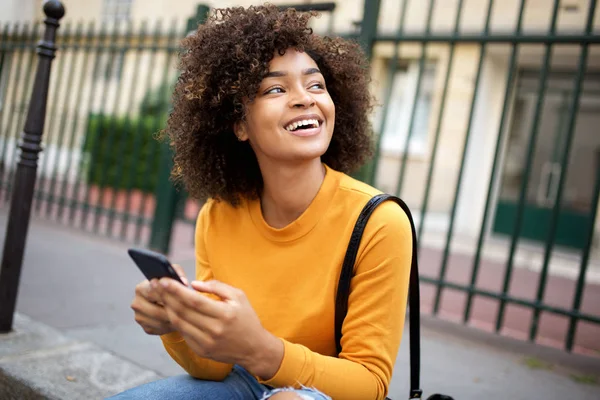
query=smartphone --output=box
[127,247,185,285]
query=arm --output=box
[160,201,234,380]
[258,202,412,399]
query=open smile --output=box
[283,115,324,137]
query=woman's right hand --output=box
[130,264,189,335]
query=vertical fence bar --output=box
[357,0,381,61]
[496,0,561,332]
[119,21,150,240]
[44,23,80,218]
[529,0,597,342]
[395,0,436,196]
[368,0,410,185]
[0,23,8,189]
[65,21,97,224]
[50,21,84,219]
[92,20,127,233]
[93,21,132,235]
[417,0,465,245]
[433,0,494,314]
[463,0,527,323]
[1,23,28,195]
[5,23,41,201]
[566,151,600,351]
[106,21,144,236]
[0,23,17,194]
[142,19,182,249]
[79,21,114,230]
[351,0,381,182]
[33,21,71,213]
[131,19,168,244]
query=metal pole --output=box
[0,0,65,333]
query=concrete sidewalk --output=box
[0,212,599,399]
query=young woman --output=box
[112,4,412,400]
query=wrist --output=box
[244,329,284,381]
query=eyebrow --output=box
[264,68,322,78]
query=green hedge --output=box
[82,113,166,193]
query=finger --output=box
[150,279,170,304]
[171,263,189,286]
[165,298,221,339]
[135,313,172,333]
[192,280,240,302]
[145,279,165,303]
[163,305,214,354]
[136,280,161,303]
[159,278,226,318]
[131,296,170,322]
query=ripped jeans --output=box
[106,365,331,400]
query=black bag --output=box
[335,194,454,400]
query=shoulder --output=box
[334,171,412,237]
[336,171,382,200]
[195,198,247,234]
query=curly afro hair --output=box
[163,3,374,206]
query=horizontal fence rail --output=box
[0,0,598,357]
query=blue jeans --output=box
[107,365,331,399]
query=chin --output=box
[293,138,331,160]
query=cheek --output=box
[251,103,282,130]
[323,97,335,126]
[321,93,334,113]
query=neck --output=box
[258,159,326,229]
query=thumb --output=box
[191,280,239,301]
[171,263,189,286]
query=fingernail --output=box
[160,280,169,288]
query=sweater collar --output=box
[248,164,340,242]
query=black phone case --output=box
[127,248,184,284]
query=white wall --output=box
[454,53,508,238]
[0,0,37,23]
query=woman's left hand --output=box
[153,278,283,379]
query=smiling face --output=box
[234,49,335,168]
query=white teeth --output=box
[285,118,320,131]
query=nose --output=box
[289,89,315,109]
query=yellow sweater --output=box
[161,165,412,400]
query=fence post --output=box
[0,0,65,333]
[352,0,381,183]
[148,4,210,254]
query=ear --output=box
[233,121,249,142]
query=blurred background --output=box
[0,0,599,392]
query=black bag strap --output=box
[335,194,422,399]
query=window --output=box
[102,0,133,22]
[381,61,436,156]
[96,0,132,80]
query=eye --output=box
[264,86,284,95]
[309,82,325,90]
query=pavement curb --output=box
[0,313,159,399]
[420,315,600,376]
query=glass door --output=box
[493,71,600,250]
